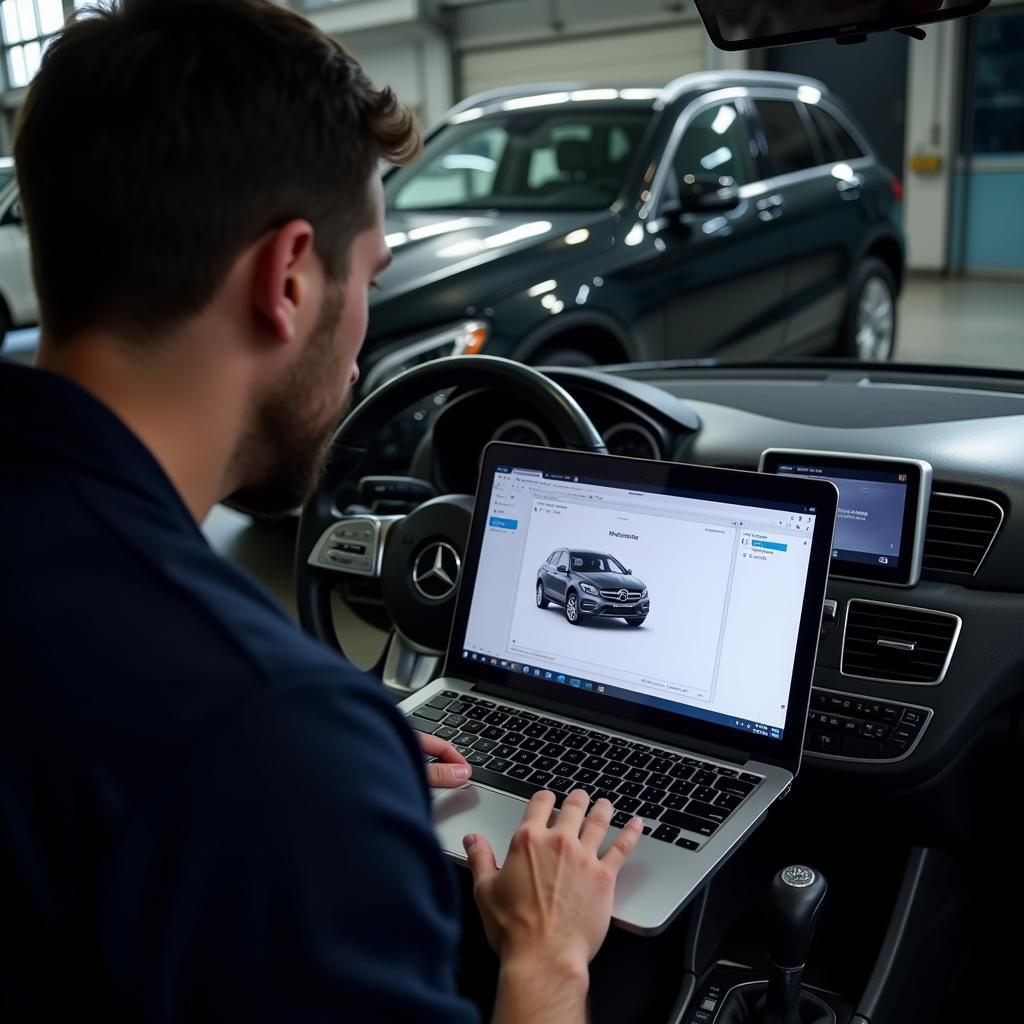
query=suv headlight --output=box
[641,588,648,598]
[579,583,598,596]
[361,320,490,394]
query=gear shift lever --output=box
[765,865,828,1024]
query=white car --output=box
[0,163,38,347]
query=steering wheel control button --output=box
[308,515,401,578]
[805,688,931,761]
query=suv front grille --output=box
[600,589,643,600]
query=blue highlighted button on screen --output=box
[488,517,519,530]
[751,540,788,552]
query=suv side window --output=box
[807,105,866,162]
[755,99,819,177]
[672,101,758,187]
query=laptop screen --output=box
[448,444,837,764]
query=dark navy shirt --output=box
[0,361,479,1023]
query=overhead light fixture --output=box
[564,228,590,245]
[528,279,557,297]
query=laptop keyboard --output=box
[408,690,764,851]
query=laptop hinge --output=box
[473,680,752,766]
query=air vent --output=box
[841,600,961,685]
[923,492,1004,578]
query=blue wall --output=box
[953,165,1024,271]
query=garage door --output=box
[459,24,706,99]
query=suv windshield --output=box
[384,108,651,212]
[571,552,627,574]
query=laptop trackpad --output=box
[433,784,526,869]
[432,784,656,888]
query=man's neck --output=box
[36,331,248,523]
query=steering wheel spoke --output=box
[381,630,444,694]
[306,513,403,580]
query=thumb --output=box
[427,761,472,789]
[463,833,498,884]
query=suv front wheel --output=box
[836,257,897,361]
[565,589,581,625]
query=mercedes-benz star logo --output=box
[412,542,461,602]
[618,589,628,601]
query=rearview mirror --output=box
[679,175,740,214]
[693,0,991,50]
[557,564,568,573]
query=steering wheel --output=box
[295,355,606,692]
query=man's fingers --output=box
[599,816,644,876]
[463,832,498,885]
[520,788,557,827]
[554,788,591,834]
[426,760,472,788]
[419,733,468,764]
[578,797,613,853]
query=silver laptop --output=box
[399,442,838,935]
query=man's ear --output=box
[253,220,317,346]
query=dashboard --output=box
[403,361,1024,839]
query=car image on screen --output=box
[536,549,650,627]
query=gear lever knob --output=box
[765,865,827,1024]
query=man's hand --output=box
[418,732,472,788]
[464,789,642,993]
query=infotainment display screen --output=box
[760,450,932,587]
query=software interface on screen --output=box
[461,466,822,741]
[776,461,908,568]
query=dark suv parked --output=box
[363,71,904,389]
[536,549,649,627]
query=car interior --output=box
[3,0,1020,1021]
[286,3,1021,1022]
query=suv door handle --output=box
[756,194,785,222]
[837,177,862,201]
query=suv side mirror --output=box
[678,174,741,214]
[557,564,568,573]
[625,567,632,575]
[2,198,23,227]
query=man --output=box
[0,1,641,1021]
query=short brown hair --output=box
[14,0,420,342]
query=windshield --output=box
[371,3,1024,377]
[384,108,651,212]
[571,552,627,574]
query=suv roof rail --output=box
[658,70,829,106]
[447,82,590,118]
[446,70,830,122]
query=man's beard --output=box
[225,285,353,519]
